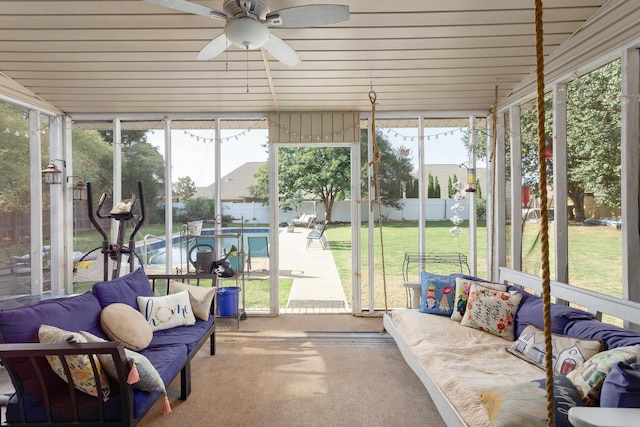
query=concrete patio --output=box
[277,224,349,314]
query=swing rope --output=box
[533,0,555,425]
[368,87,389,313]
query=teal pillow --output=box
[419,272,456,316]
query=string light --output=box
[375,125,466,142]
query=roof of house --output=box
[195,162,487,201]
[195,161,267,201]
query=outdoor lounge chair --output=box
[306,220,329,249]
[290,213,317,228]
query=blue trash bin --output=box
[217,286,240,316]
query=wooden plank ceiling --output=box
[0,0,606,118]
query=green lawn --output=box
[325,220,623,310]
[66,220,622,313]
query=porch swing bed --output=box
[383,268,640,426]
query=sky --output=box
[147,127,475,187]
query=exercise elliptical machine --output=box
[86,181,145,280]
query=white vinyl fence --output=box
[221,198,473,224]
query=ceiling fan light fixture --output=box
[225,18,270,50]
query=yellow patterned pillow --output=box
[38,324,110,401]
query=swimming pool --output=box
[141,227,272,267]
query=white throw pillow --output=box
[137,290,196,331]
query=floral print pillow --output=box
[38,324,111,401]
[460,284,523,340]
[450,277,507,321]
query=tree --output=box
[121,141,165,224]
[519,60,621,221]
[0,103,34,213]
[72,130,114,198]
[0,104,114,213]
[448,174,460,198]
[175,176,197,201]
[249,145,351,221]
[98,130,148,146]
[249,130,414,222]
[248,163,269,202]
[427,174,438,198]
[182,198,216,222]
[464,60,621,221]
[405,177,419,198]
[359,130,415,210]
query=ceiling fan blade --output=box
[196,34,232,60]
[144,0,227,19]
[266,5,349,28]
[262,34,302,67]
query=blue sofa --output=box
[0,268,215,426]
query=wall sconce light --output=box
[67,176,87,201]
[42,159,65,185]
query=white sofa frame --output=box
[384,267,640,427]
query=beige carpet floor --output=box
[138,327,446,427]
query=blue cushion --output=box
[0,292,104,410]
[600,362,640,408]
[6,387,129,424]
[507,286,594,337]
[564,319,640,350]
[0,292,102,344]
[419,272,457,316]
[139,343,188,386]
[92,268,154,309]
[150,317,214,353]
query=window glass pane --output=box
[0,102,33,297]
[567,61,622,308]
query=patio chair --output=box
[290,213,317,228]
[306,220,329,249]
[5,244,49,275]
[247,236,269,271]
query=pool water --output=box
[142,227,271,269]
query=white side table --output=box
[568,407,640,427]
[403,281,421,309]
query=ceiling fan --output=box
[144,0,350,67]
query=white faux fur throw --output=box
[389,309,545,427]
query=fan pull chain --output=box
[246,49,250,93]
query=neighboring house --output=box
[197,162,489,202]
[194,161,266,202]
[158,190,180,204]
